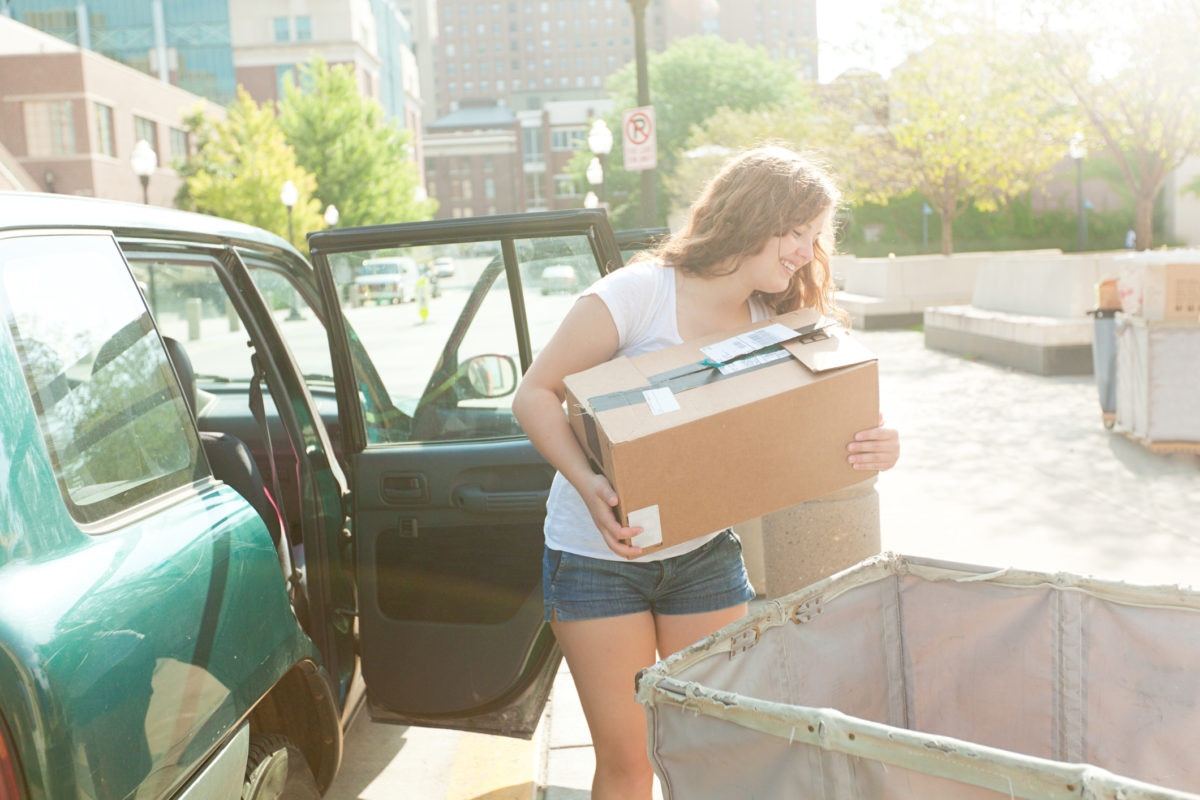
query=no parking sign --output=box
[622,106,657,171]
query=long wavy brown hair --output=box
[646,145,842,316]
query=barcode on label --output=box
[702,323,798,363]
[718,349,790,375]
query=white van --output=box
[355,256,419,305]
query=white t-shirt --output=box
[543,259,779,562]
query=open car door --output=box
[308,210,625,737]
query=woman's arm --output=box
[513,295,645,558]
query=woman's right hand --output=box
[580,473,645,559]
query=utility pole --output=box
[628,0,656,227]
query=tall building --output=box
[0,14,225,201]
[429,0,674,119]
[1,0,238,103]
[2,1,423,132]
[718,0,817,80]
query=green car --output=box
[0,193,626,798]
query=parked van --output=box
[355,256,418,305]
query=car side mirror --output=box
[459,354,517,399]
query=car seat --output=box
[162,337,283,549]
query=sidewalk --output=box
[533,327,1200,798]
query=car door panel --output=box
[307,210,623,737]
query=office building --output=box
[0,14,225,202]
[2,1,422,131]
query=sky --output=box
[815,0,903,82]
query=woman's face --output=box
[743,209,829,294]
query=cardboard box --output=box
[1118,261,1200,321]
[563,310,879,551]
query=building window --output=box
[525,173,545,206]
[445,43,456,56]
[276,65,297,97]
[485,178,496,199]
[25,100,75,157]
[94,102,115,157]
[522,127,544,164]
[295,16,312,41]
[273,16,290,42]
[170,127,189,159]
[549,130,585,151]
[134,115,157,152]
[554,175,579,198]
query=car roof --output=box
[0,191,301,257]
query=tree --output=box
[598,36,805,228]
[277,56,436,227]
[1030,0,1200,249]
[883,35,1073,254]
[180,88,322,250]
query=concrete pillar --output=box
[759,476,880,599]
[734,516,767,596]
[185,297,202,341]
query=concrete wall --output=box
[833,250,1061,330]
[923,251,1130,376]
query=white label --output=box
[701,323,798,363]
[629,505,663,548]
[717,348,791,375]
[643,386,681,415]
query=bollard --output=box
[185,298,202,341]
[759,476,880,598]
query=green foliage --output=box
[882,33,1075,254]
[277,56,437,227]
[840,191,1134,257]
[599,36,806,228]
[1027,0,1200,249]
[180,88,322,250]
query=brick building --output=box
[0,15,224,203]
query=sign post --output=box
[622,106,657,172]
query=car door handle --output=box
[452,485,549,514]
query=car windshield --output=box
[361,261,406,275]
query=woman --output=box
[512,145,900,799]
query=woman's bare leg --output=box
[654,603,749,659]
[551,612,659,800]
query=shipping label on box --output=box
[563,310,880,551]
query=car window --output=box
[327,234,603,445]
[125,251,336,387]
[0,233,203,524]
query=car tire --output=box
[243,733,320,800]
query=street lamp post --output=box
[587,118,613,204]
[586,157,604,210]
[130,139,158,205]
[280,180,302,320]
[280,180,298,243]
[324,204,339,227]
[921,202,932,251]
[1069,132,1087,251]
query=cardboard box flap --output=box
[585,321,832,413]
[783,326,877,372]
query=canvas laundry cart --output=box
[636,553,1200,799]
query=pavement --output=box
[534,326,1200,799]
[327,326,1200,799]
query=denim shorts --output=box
[543,529,756,621]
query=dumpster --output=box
[636,553,1200,799]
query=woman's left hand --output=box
[847,415,900,472]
